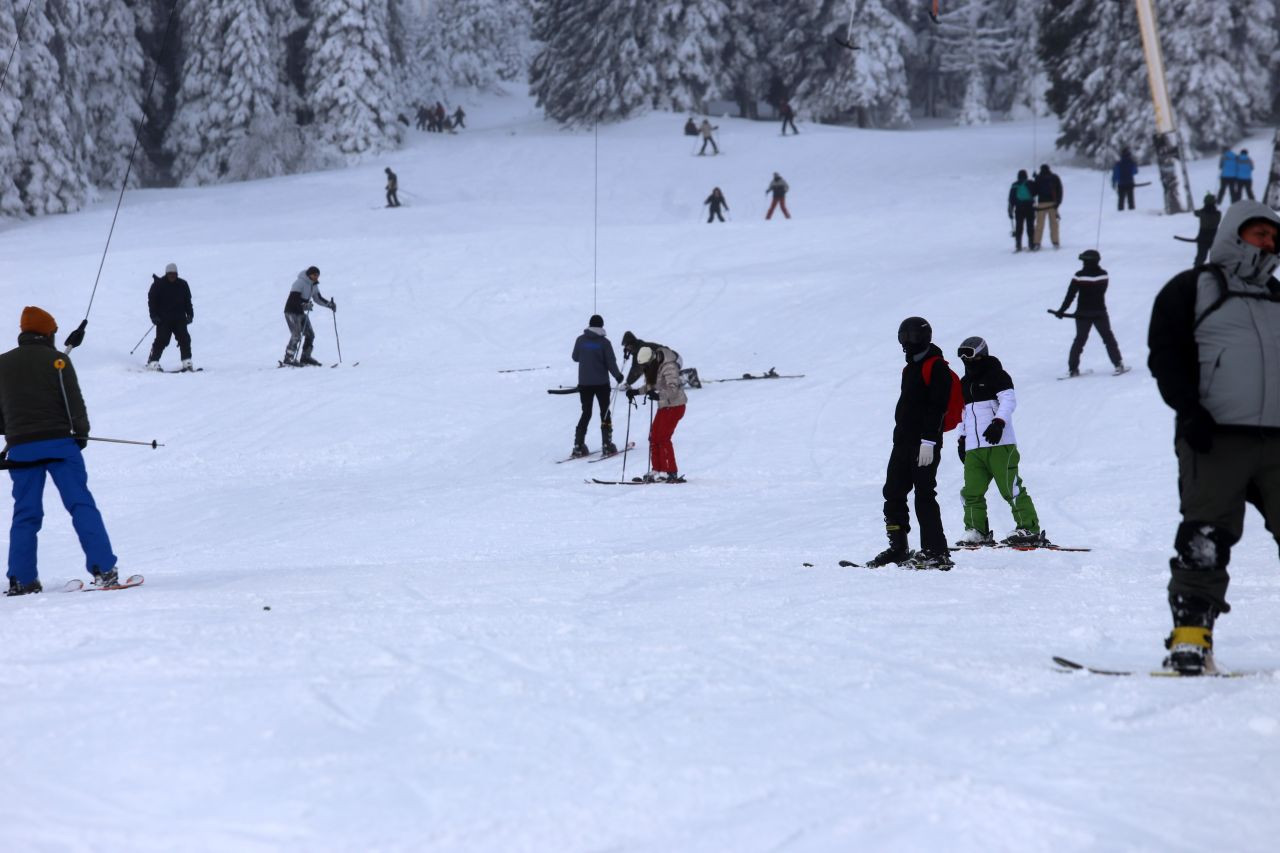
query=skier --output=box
[0,307,119,595]
[953,337,1044,547]
[1215,149,1239,205]
[145,262,195,372]
[384,167,400,208]
[570,314,624,458]
[867,317,954,570]
[415,104,430,130]
[1052,249,1126,377]
[779,100,799,136]
[697,119,719,155]
[452,106,466,130]
[1112,148,1138,211]
[683,117,698,137]
[1007,169,1035,252]
[1031,163,1064,250]
[1236,148,1255,201]
[704,187,729,223]
[1146,199,1280,675]
[766,172,790,220]
[1192,194,1221,268]
[624,341,687,483]
[282,266,336,367]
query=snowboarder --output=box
[766,172,790,220]
[570,314,625,458]
[1236,148,1255,201]
[384,168,400,208]
[145,262,195,372]
[1032,163,1063,250]
[953,337,1044,547]
[779,100,799,136]
[1052,249,1126,377]
[1146,199,1280,675]
[697,119,719,155]
[1112,148,1138,211]
[1215,149,1239,205]
[704,187,729,223]
[1192,194,1221,268]
[867,317,954,570]
[624,340,687,483]
[0,307,120,595]
[1007,169,1035,251]
[683,117,698,137]
[282,266,336,366]
[452,106,466,130]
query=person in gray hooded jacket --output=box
[282,266,336,366]
[1147,199,1280,675]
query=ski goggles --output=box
[956,337,988,360]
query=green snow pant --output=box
[961,444,1039,534]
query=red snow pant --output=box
[649,404,686,474]
[766,196,790,219]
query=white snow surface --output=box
[1,96,1279,851]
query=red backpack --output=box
[921,355,964,432]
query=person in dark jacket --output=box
[384,168,400,207]
[452,106,466,130]
[766,173,790,220]
[283,266,336,366]
[570,314,625,457]
[0,307,119,595]
[1007,169,1035,252]
[683,117,698,136]
[145,262,195,372]
[1031,163,1064,250]
[1146,199,1280,675]
[1112,148,1138,211]
[779,100,798,136]
[1192,194,1221,267]
[1236,148,1255,201]
[704,187,729,223]
[1053,249,1126,376]
[867,317,954,570]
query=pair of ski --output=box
[278,361,359,369]
[60,574,145,593]
[554,441,636,464]
[1057,366,1131,380]
[588,475,686,486]
[951,542,1091,553]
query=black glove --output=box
[626,388,639,400]
[63,320,87,350]
[75,438,87,450]
[185,313,193,324]
[330,298,337,312]
[1180,406,1216,453]
[957,436,966,463]
[983,417,1005,444]
[646,390,659,401]
[1053,310,1065,319]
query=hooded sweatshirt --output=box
[284,270,334,314]
[572,327,624,386]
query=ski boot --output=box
[1163,626,1214,676]
[903,550,954,571]
[299,355,323,367]
[1002,529,1049,547]
[5,576,42,596]
[145,360,162,372]
[600,425,618,456]
[570,443,590,459]
[867,527,912,568]
[1113,362,1130,376]
[181,359,194,372]
[91,568,119,589]
[954,529,995,547]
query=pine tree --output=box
[415,0,529,93]
[1161,0,1253,154]
[0,4,24,215]
[812,0,911,127]
[935,0,1011,125]
[652,0,731,114]
[81,0,145,189]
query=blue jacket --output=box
[1236,153,1253,180]
[1219,151,1239,179]
[1111,155,1138,188]
[572,329,623,386]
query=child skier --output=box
[704,187,729,223]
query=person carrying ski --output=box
[867,317,954,569]
[0,307,120,595]
[704,187,729,223]
[953,337,1044,548]
[1031,163,1064,250]
[683,117,698,137]
[1007,169,1035,252]
[1052,249,1126,377]
[145,262,195,372]
[570,314,625,458]
[1215,149,1239,205]
[1192,194,1221,268]
[384,168,400,208]
[623,337,687,483]
[779,100,798,136]
[766,172,790,220]
[697,119,719,155]
[1236,148,1254,201]
[1146,199,1280,675]
[282,266,336,367]
[1112,148,1138,211]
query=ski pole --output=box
[81,436,164,448]
[647,397,655,478]
[129,323,154,355]
[331,308,343,364]
[621,392,635,482]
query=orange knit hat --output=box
[20,306,57,337]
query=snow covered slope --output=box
[1,95,1278,851]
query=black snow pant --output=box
[149,319,191,362]
[1194,239,1212,268]
[386,189,400,207]
[576,385,613,446]
[1117,184,1135,210]
[707,206,725,223]
[1012,203,1034,249]
[781,116,798,135]
[284,312,316,362]
[882,441,947,555]
[1068,314,1123,372]
[699,137,718,155]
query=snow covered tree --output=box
[414,0,529,93]
[652,0,732,114]
[0,4,24,216]
[80,0,145,189]
[305,0,404,161]
[934,0,1012,125]
[987,0,1043,117]
[812,0,912,127]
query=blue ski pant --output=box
[7,438,116,584]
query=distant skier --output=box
[683,117,698,137]
[0,307,120,595]
[1146,199,1280,675]
[570,314,624,458]
[1112,148,1138,211]
[697,119,719,155]
[1031,163,1063,250]
[384,168,400,208]
[1215,149,1239,205]
[953,337,1044,548]
[779,100,799,136]
[1192,194,1221,267]
[704,187,729,223]
[622,336,687,483]
[282,266,336,367]
[866,317,954,570]
[766,172,790,220]
[415,104,430,130]
[1052,249,1126,377]
[1236,148,1254,200]
[1007,169,1035,252]
[145,262,195,372]
[452,106,466,130]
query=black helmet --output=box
[898,317,932,352]
[1078,249,1101,264]
[306,265,320,277]
[957,336,988,360]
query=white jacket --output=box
[958,388,1018,448]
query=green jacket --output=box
[0,333,89,445]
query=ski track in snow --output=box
[1,91,1278,850]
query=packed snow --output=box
[1,94,1278,851]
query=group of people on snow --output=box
[1215,148,1255,205]
[698,174,790,223]
[415,101,464,133]
[1007,164,1063,252]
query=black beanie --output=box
[589,314,604,327]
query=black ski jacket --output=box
[894,343,952,446]
[960,355,1013,405]
[148,275,193,324]
[1057,264,1110,317]
[1032,170,1063,206]
[1194,206,1221,244]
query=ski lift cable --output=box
[0,0,36,93]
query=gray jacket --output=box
[643,345,688,409]
[284,271,334,314]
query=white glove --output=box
[917,442,935,467]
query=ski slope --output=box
[1,94,1278,851]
